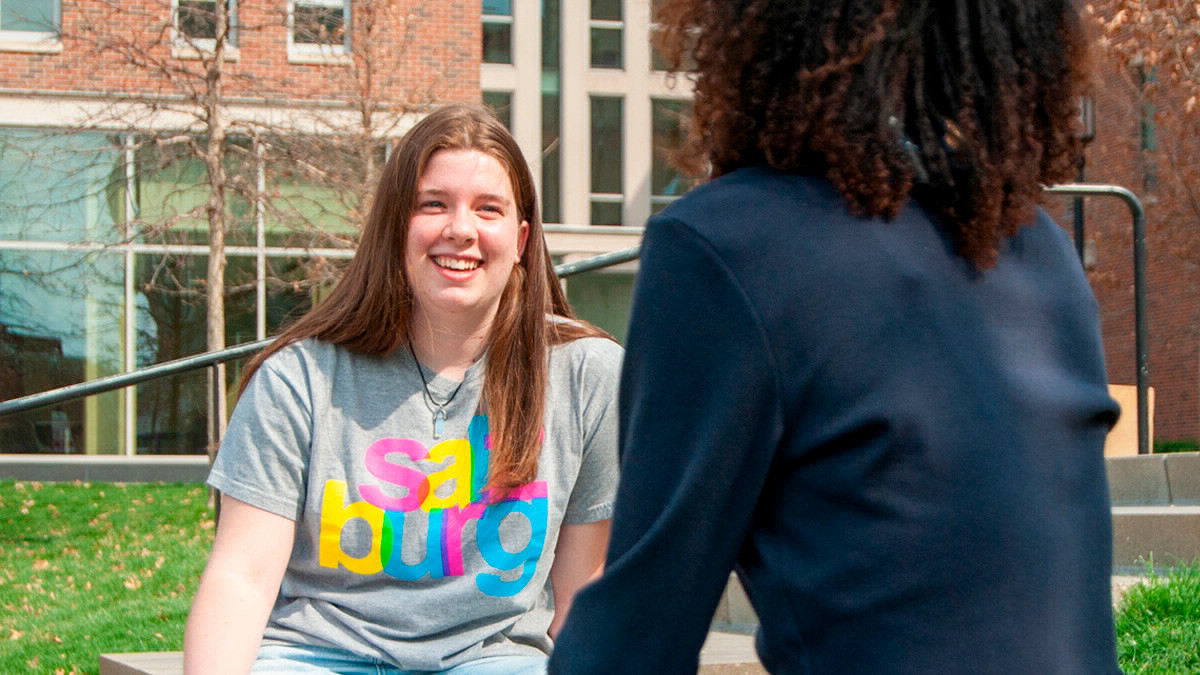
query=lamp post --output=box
[1074,95,1097,263]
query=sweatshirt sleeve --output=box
[549,216,784,674]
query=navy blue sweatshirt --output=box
[550,168,1121,674]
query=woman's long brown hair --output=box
[239,104,608,492]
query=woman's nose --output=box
[443,205,477,241]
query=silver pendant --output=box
[434,408,446,439]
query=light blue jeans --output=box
[251,643,547,675]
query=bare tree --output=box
[1089,1,1200,258]
[2,0,472,452]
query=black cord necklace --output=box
[407,341,467,439]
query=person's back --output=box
[549,1,1121,673]
[653,167,1118,672]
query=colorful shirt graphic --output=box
[318,416,549,597]
[207,336,622,671]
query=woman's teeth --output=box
[434,256,480,271]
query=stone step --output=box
[1106,451,1200,506]
[1112,505,1200,570]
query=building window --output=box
[483,0,512,64]
[651,99,695,213]
[175,0,237,48]
[590,0,622,69]
[0,0,60,41]
[290,0,348,55]
[648,0,695,72]
[0,128,350,456]
[541,0,561,223]
[590,96,623,225]
[483,91,513,130]
[542,92,561,224]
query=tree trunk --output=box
[205,2,230,453]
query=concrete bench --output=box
[100,577,766,674]
[100,632,765,675]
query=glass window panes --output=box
[134,136,260,246]
[293,0,346,46]
[1,0,59,33]
[651,99,696,210]
[590,0,622,69]
[131,252,318,455]
[178,0,218,39]
[541,0,561,222]
[1,127,365,456]
[542,0,559,71]
[590,27,622,69]
[590,96,623,196]
[542,92,561,224]
[651,32,669,71]
[565,272,634,343]
[0,248,124,454]
[483,91,513,130]
[649,27,697,71]
[483,0,512,15]
[0,130,124,243]
[591,0,621,22]
[482,0,513,64]
[590,200,622,226]
[483,20,513,64]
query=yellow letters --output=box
[421,439,474,511]
[318,480,384,574]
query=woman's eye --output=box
[479,204,503,214]
[420,200,445,209]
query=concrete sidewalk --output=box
[100,635,766,675]
[699,631,765,673]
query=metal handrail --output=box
[0,248,643,419]
[1044,184,1148,455]
[1,185,1149,455]
[0,339,274,418]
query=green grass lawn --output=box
[1,480,1198,674]
[1117,563,1200,674]
[0,481,213,675]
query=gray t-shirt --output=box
[207,334,622,670]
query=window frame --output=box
[0,0,62,49]
[288,0,350,62]
[482,0,514,65]
[589,95,624,225]
[589,0,623,70]
[172,0,239,52]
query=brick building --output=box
[1075,50,1200,444]
[0,0,692,459]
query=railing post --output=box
[208,363,222,521]
[1045,183,1149,455]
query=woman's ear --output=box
[516,220,530,262]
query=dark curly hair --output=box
[656,0,1092,267]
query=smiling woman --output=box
[182,104,622,675]
[405,149,530,360]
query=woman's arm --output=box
[548,519,611,638]
[548,217,781,674]
[183,495,296,675]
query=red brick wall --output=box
[1076,53,1200,441]
[0,0,479,107]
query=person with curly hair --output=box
[549,1,1120,673]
